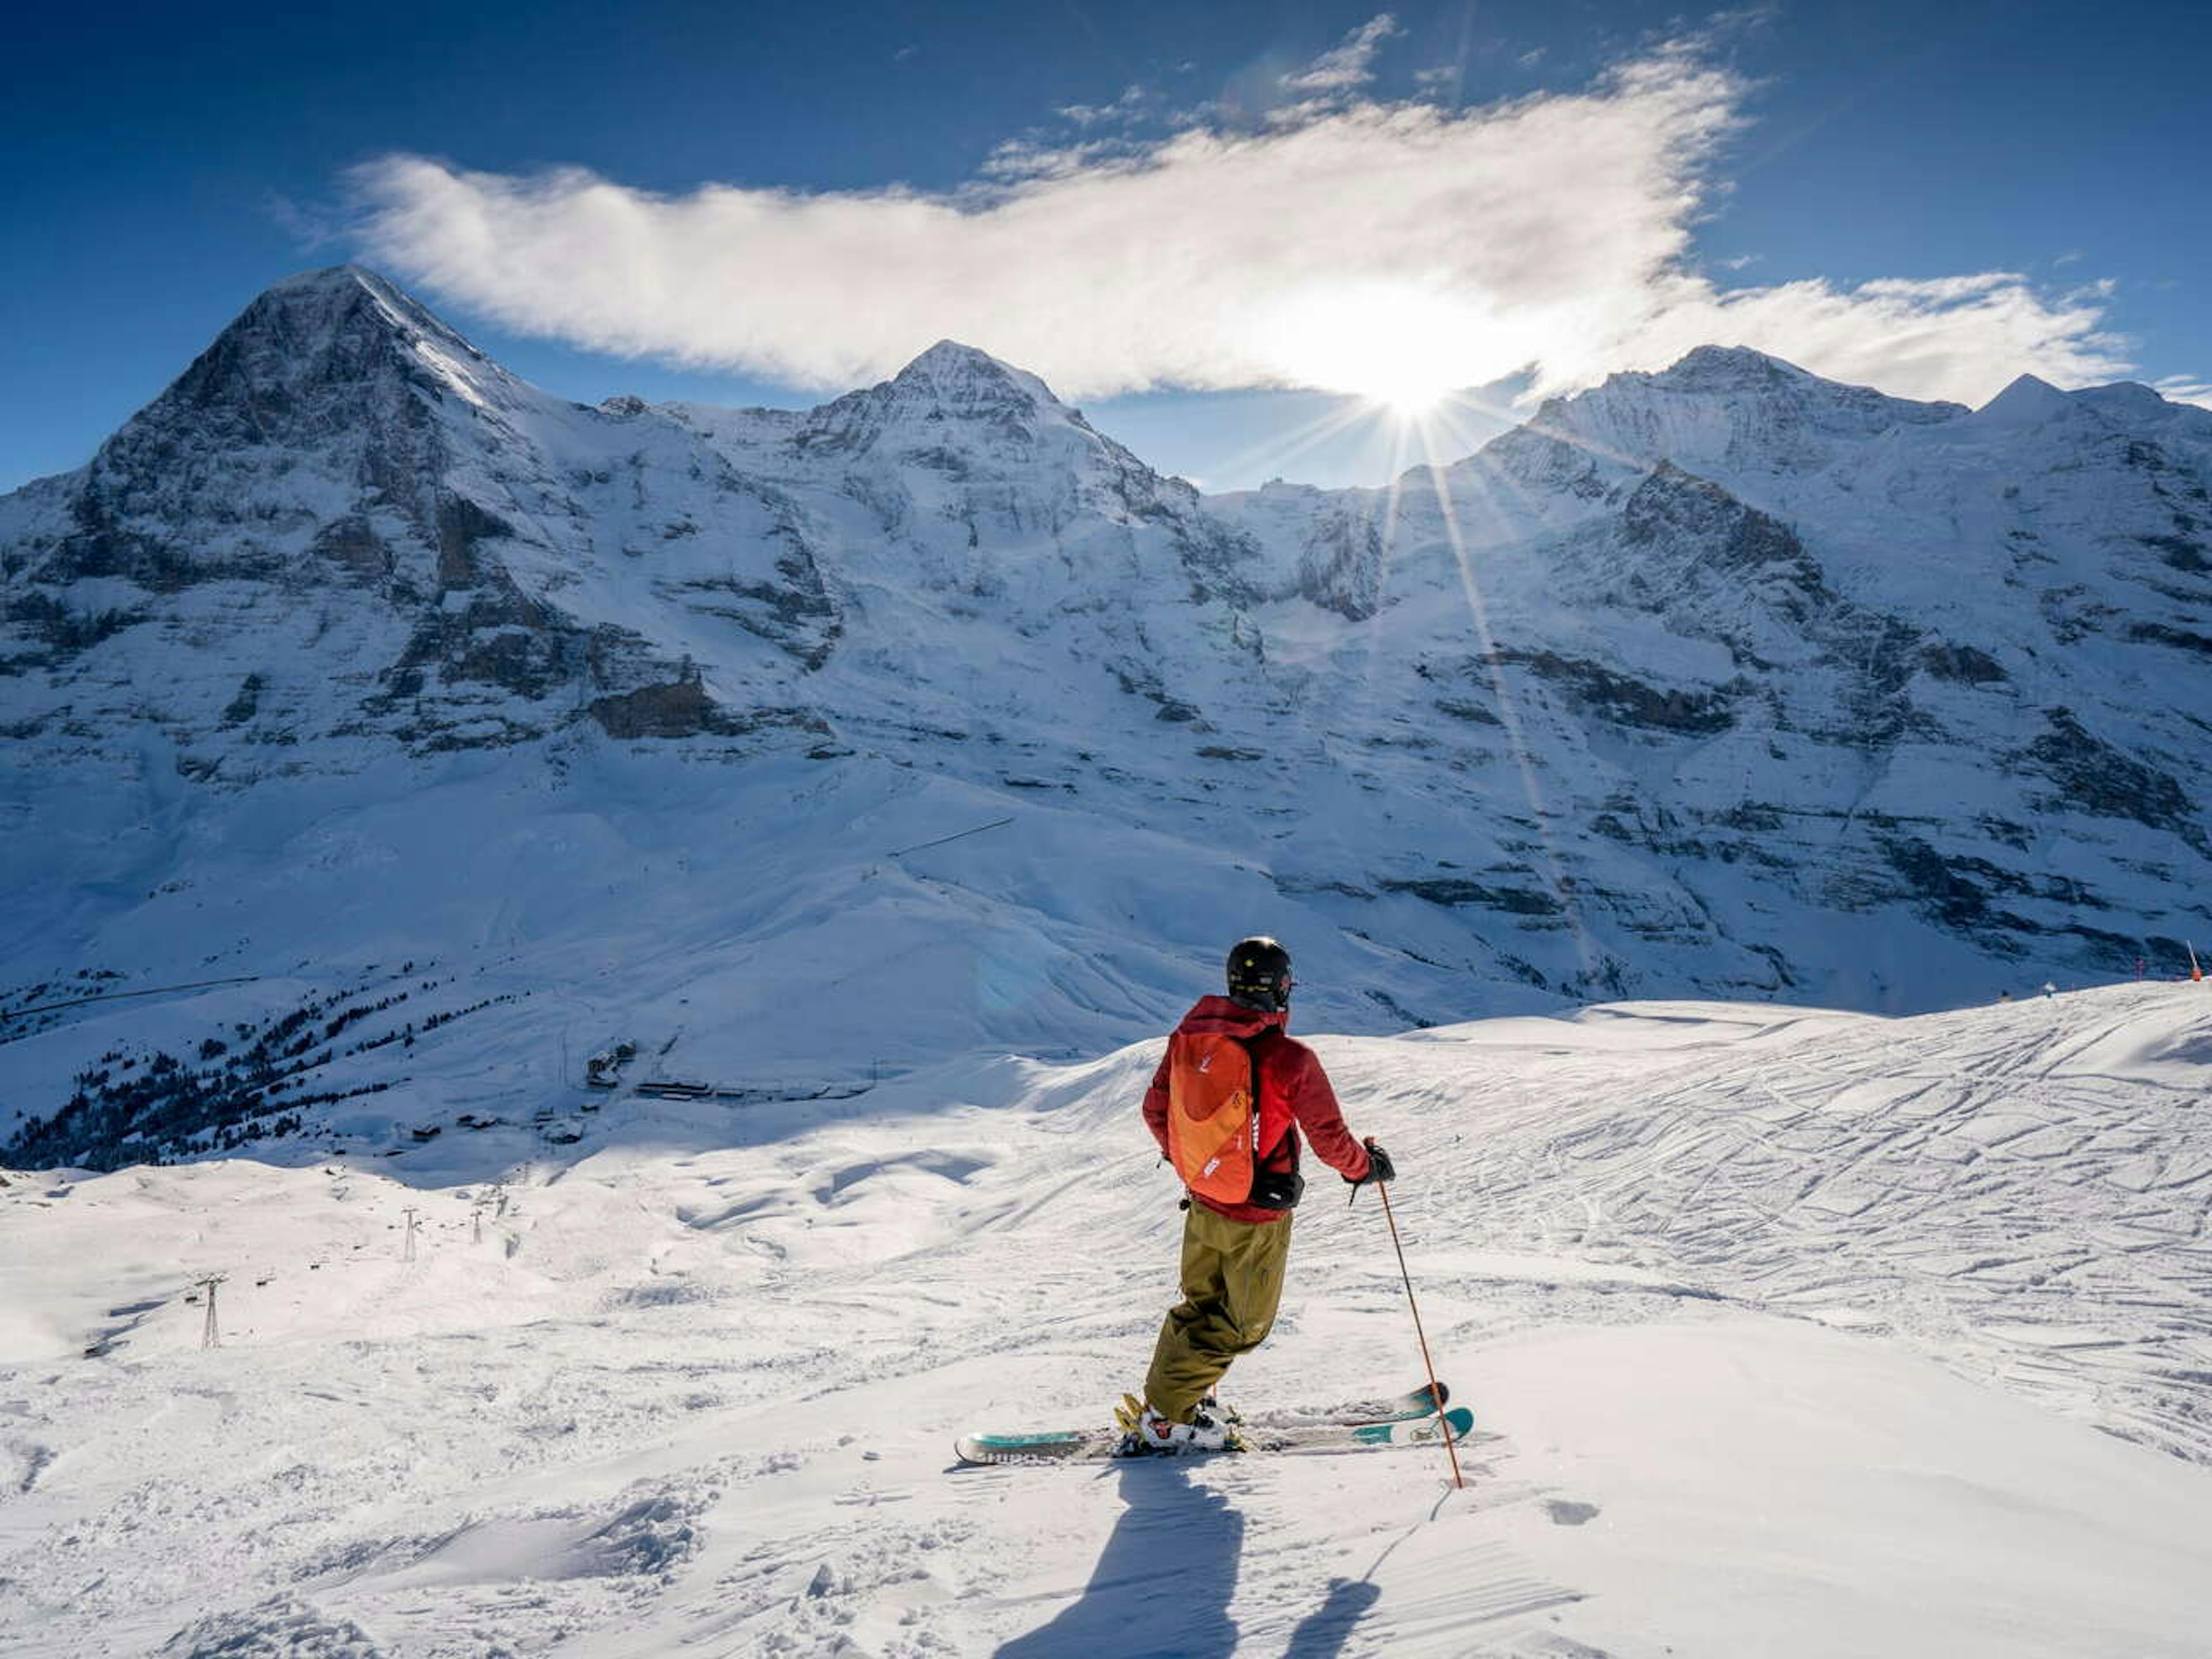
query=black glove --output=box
[1346,1141,1396,1185]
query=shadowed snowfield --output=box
[5,983,2211,1656]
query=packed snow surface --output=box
[5,983,2210,1656]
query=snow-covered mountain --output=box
[6,268,2212,1165]
[1213,343,2212,1007]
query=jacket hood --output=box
[1174,994,1290,1039]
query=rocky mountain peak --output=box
[35,267,548,596]
[147,265,520,429]
[892,339,1056,401]
[264,262,430,313]
[1645,343,1816,394]
[1622,345,1967,425]
[794,337,1124,478]
[1515,344,1969,478]
[1973,373,2077,429]
[2069,381,2175,421]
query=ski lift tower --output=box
[198,1273,228,1349]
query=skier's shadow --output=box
[1282,1577,1382,1657]
[995,1459,1243,1659]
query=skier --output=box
[1120,935,1395,1453]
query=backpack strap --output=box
[1238,1029,1305,1210]
[1240,1029,1298,1170]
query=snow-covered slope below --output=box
[5,985,2209,1655]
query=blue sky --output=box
[3,0,2206,494]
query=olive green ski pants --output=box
[1143,1203,1294,1423]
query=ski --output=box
[1239,1378,1448,1429]
[955,1405,1474,1467]
[956,1380,1449,1467]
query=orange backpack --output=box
[1165,1031,1261,1203]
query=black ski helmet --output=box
[1225,935,1293,1012]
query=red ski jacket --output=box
[1141,995,1371,1224]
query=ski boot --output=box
[1113,1393,1245,1455]
[1118,1391,1242,1430]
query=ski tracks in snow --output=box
[5,985,2211,1654]
[1411,987,2212,1463]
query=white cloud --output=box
[1281,13,1403,93]
[2155,375,2212,410]
[977,134,1129,183]
[1620,272,2133,406]
[1056,84,1156,128]
[347,41,2148,411]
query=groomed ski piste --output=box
[5,983,2211,1657]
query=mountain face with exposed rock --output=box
[5,267,2212,1162]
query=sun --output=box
[1362,376,1456,419]
[1253,284,1490,418]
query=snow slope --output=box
[5,984,2209,1656]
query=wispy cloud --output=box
[264,190,344,250]
[347,28,2147,409]
[1281,13,1403,93]
[2155,374,2212,410]
[977,133,1128,183]
[1644,273,2130,406]
[1056,84,1158,128]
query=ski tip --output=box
[1379,1405,1477,1447]
[954,1429,1103,1466]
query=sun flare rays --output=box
[1217,346,1605,988]
[1251,283,1525,419]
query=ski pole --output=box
[1358,1137,1464,1490]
